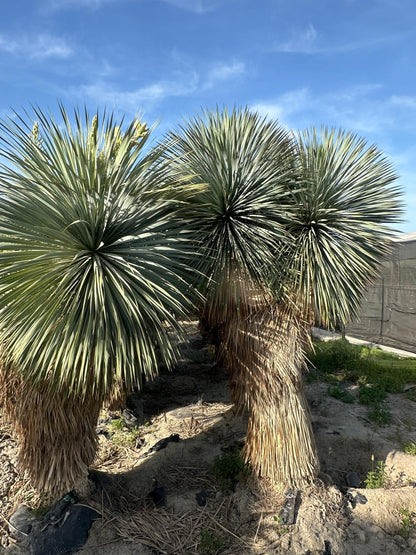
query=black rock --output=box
[9,505,37,540]
[196,490,208,507]
[346,471,361,488]
[43,493,77,525]
[355,492,368,505]
[135,437,146,449]
[346,490,368,508]
[122,408,139,428]
[96,424,110,437]
[30,504,100,555]
[280,488,299,525]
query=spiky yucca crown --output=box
[164,107,297,323]
[0,106,193,399]
[286,127,402,327]
[165,110,402,328]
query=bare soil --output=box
[2,322,416,554]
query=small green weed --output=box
[126,426,142,447]
[273,514,290,536]
[406,389,416,402]
[109,418,125,431]
[365,459,388,489]
[358,384,391,426]
[358,384,386,405]
[327,383,355,403]
[28,492,54,519]
[398,508,415,538]
[213,448,251,491]
[30,503,53,519]
[199,529,224,554]
[367,404,392,426]
[404,441,416,456]
[110,425,144,448]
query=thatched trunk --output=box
[0,366,102,496]
[104,376,129,411]
[225,305,319,486]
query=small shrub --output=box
[358,384,391,426]
[199,529,224,554]
[327,383,355,403]
[406,389,416,402]
[305,368,319,383]
[358,384,386,405]
[126,426,142,447]
[404,442,416,456]
[365,460,387,489]
[308,339,364,376]
[398,508,414,538]
[367,404,392,426]
[109,418,125,431]
[213,448,251,491]
[372,372,404,393]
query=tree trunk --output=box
[0,365,102,496]
[225,305,319,486]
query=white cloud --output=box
[273,25,406,57]
[45,0,117,10]
[390,95,416,110]
[160,0,216,13]
[46,0,215,11]
[274,24,318,54]
[73,58,245,113]
[250,84,416,137]
[76,73,200,112]
[0,36,18,55]
[205,61,246,88]
[252,88,310,123]
[0,33,73,60]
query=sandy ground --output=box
[2,322,416,554]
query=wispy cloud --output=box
[45,0,118,10]
[253,86,416,232]
[273,25,408,56]
[275,24,318,54]
[76,73,200,113]
[390,95,416,110]
[0,33,73,59]
[252,88,310,123]
[46,0,214,12]
[160,0,216,13]
[250,84,415,136]
[73,58,245,113]
[205,61,246,88]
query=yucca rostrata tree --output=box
[0,106,193,495]
[165,108,320,485]
[242,127,403,485]
[166,109,402,486]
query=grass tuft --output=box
[365,460,388,489]
[213,448,251,491]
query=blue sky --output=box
[1,0,415,231]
